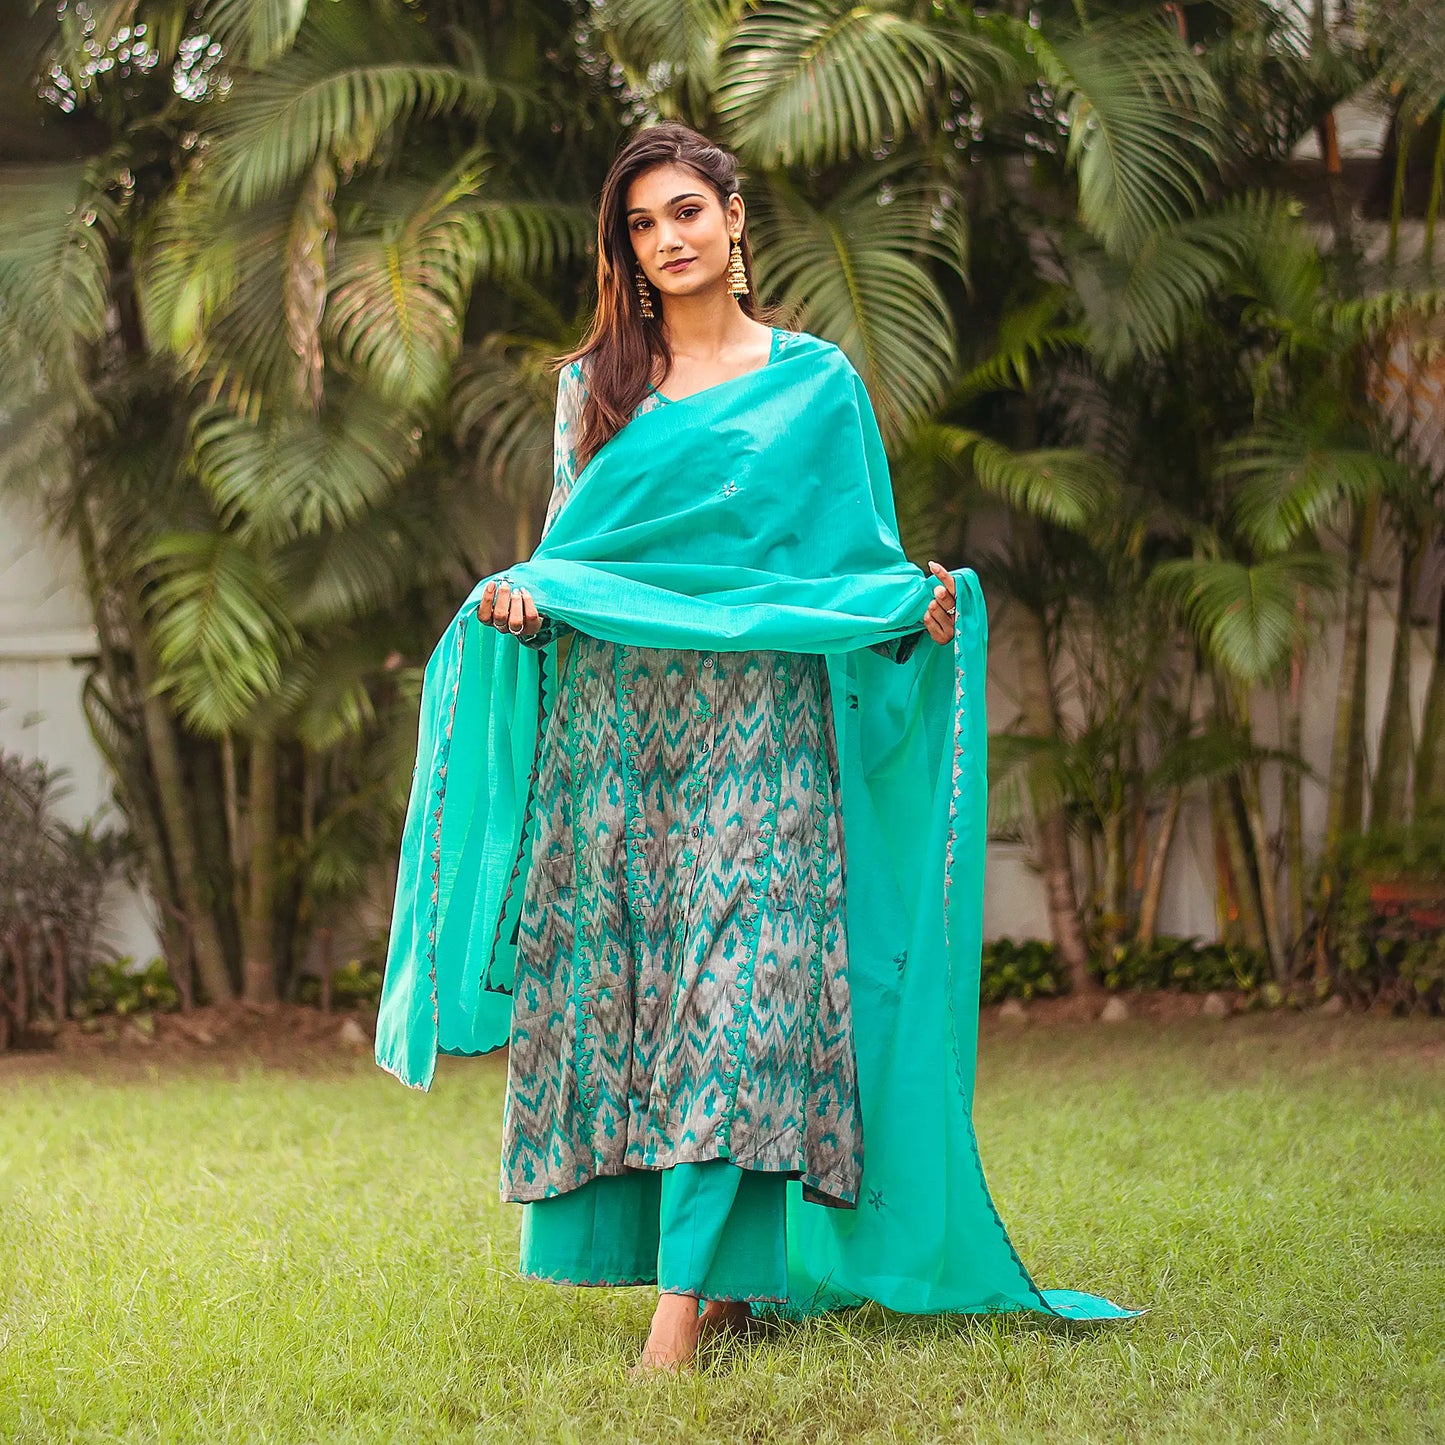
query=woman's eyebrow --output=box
[626,192,706,216]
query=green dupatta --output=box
[375,330,1143,1322]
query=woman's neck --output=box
[657,292,758,361]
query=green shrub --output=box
[980,934,1268,1002]
[980,937,1066,1004]
[75,957,179,1018]
[1096,936,1268,993]
[1327,817,1445,1011]
[295,959,384,1010]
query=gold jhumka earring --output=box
[634,263,655,319]
[725,233,749,298]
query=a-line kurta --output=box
[498,326,922,1211]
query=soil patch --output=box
[0,1002,379,1081]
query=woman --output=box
[375,122,1141,1376]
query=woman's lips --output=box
[661,257,695,272]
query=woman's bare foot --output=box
[697,1299,751,1343]
[629,1292,702,1377]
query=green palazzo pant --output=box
[519,1160,790,1302]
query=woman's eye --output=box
[678,207,700,220]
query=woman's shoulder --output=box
[772,325,852,371]
[557,355,588,393]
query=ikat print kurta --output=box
[498,331,917,1210]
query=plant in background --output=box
[295,957,383,1011]
[979,937,1066,1005]
[2,0,1442,1015]
[1321,815,1445,1011]
[0,0,602,1009]
[0,748,131,1045]
[1094,936,1270,994]
[75,956,180,1019]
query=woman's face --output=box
[624,162,743,303]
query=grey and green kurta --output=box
[499,328,921,1211]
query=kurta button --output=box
[702,657,714,668]
[691,825,701,837]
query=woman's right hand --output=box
[479,577,544,639]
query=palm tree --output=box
[0,0,599,1003]
[5,0,1437,1012]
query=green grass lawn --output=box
[1,1013,1441,1444]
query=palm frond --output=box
[1223,421,1411,551]
[0,163,118,391]
[450,332,557,501]
[191,386,421,541]
[249,634,392,749]
[716,0,1015,167]
[748,163,960,436]
[200,0,310,67]
[207,6,526,207]
[1070,194,1304,370]
[0,389,84,495]
[139,189,298,411]
[922,424,1115,531]
[278,510,436,627]
[1149,552,1342,682]
[1146,721,1317,793]
[463,196,596,279]
[1032,16,1226,255]
[1202,0,1367,164]
[987,731,1091,831]
[142,530,299,733]
[1324,288,1445,344]
[598,0,746,119]
[1360,0,1445,125]
[951,289,1081,401]
[327,202,477,409]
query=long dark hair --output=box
[555,121,785,472]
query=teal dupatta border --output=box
[375,331,1146,1323]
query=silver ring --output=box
[944,604,956,615]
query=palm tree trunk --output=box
[1101,808,1126,951]
[1014,600,1094,992]
[242,733,279,1005]
[1237,754,1287,980]
[74,508,192,990]
[1136,786,1182,946]
[1325,499,1377,851]
[1281,673,1307,956]
[1211,780,1268,954]
[1372,538,1420,825]
[1231,679,1287,977]
[1416,584,1445,809]
[126,599,235,1004]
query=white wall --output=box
[0,495,161,964]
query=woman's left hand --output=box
[923,561,957,645]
